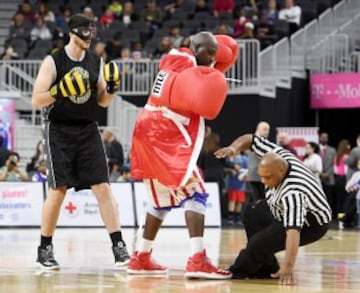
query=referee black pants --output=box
[230,200,329,278]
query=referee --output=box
[215,134,331,285]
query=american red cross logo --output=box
[65,201,77,214]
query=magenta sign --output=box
[310,73,360,109]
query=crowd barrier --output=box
[0,182,221,228]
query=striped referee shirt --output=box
[251,135,332,228]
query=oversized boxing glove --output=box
[104,61,120,94]
[170,66,228,119]
[50,69,89,100]
[214,35,239,74]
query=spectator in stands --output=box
[256,13,278,49]
[195,0,211,14]
[0,152,29,182]
[108,0,123,19]
[0,135,10,167]
[278,0,302,33]
[132,41,147,58]
[346,134,360,181]
[141,0,163,34]
[164,0,185,20]
[50,38,65,54]
[246,121,270,202]
[55,7,73,33]
[241,22,255,39]
[100,8,115,28]
[152,36,172,59]
[303,142,323,188]
[31,159,47,182]
[180,36,191,47]
[319,132,336,219]
[132,50,151,90]
[263,0,279,24]
[102,128,125,179]
[213,0,235,17]
[26,140,45,173]
[116,164,132,182]
[224,152,248,226]
[30,17,53,45]
[93,41,108,60]
[105,33,123,61]
[15,1,36,24]
[0,44,20,60]
[36,2,55,23]
[334,139,351,217]
[169,25,184,48]
[214,22,233,36]
[277,131,297,156]
[121,1,139,26]
[9,13,32,41]
[233,6,252,38]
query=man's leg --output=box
[37,186,67,270]
[183,195,232,279]
[92,182,130,266]
[127,207,168,275]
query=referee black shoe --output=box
[112,241,130,267]
[36,244,60,270]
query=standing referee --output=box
[215,134,331,285]
[32,14,130,269]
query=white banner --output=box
[276,127,319,159]
[0,182,43,226]
[133,182,221,227]
[57,183,135,227]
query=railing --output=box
[0,39,261,100]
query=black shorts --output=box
[43,121,109,190]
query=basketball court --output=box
[1,227,359,292]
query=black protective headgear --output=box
[68,13,95,41]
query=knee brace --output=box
[183,192,209,215]
[147,205,169,220]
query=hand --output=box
[50,69,89,100]
[104,62,120,94]
[214,146,236,158]
[271,265,295,285]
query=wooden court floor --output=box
[0,227,359,293]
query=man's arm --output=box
[271,229,300,285]
[97,77,116,107]
[214,134,253,158]
[32,56,57,109]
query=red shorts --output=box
[228,190,246,203]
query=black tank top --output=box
[43,48,101,123]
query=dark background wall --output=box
[108,77,359,148]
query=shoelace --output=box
[114,246,129,259]
[44,246,56,261]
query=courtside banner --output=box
[277,127,319,159]
[133,182,221,227]
[0,182,43,226]
[57,183,135,227]
[310,73,360,109]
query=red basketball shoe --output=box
[185,249,232,279]
[127,250,168,275]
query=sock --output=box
[190,237,204,255]
[110,231,124,247]
[139,238,153,252]
[40,235,52,248]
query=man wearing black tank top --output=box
[32,13,130,270]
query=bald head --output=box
[258,152,288,188]
[255,121,270,138]
[190,31,218,66]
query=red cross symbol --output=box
[65,201,77,214]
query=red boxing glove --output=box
[170,66,228,120]
[214,35,239,73]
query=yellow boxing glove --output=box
[50,70,89,99]
[104,61,120,94]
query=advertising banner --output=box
[310,73,360,109]
[0,182,43,226]
[133,182,221,227]
[0,99,16,149]
[57,183,135,227]
[276,127,319,159]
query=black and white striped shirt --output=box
[251,135,332,228]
